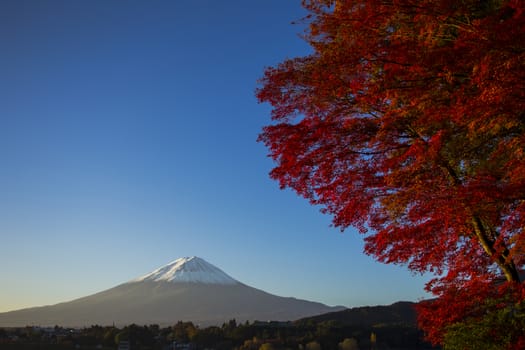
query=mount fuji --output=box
[0,257,345,327]
[133,256,240,285]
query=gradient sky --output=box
[0,0,431,313]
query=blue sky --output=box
[0,0,430,313]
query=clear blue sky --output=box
[0,0,430,313]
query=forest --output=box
[0,316,436,350]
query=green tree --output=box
[114,329,129,345]
[191,326,224,349]
[305,340,322,350]
[103,327,119,346]
[339,338,360,350]
[171,321,197,342]
[259,342,276,350]
[443,298,525,349]
[370,332,377,350]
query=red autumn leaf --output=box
[257,0,525,346]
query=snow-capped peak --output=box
[133,256,239,285]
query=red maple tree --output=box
[257,0,525,346]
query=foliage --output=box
[0,316,434,350]
[305,340,322,350]
[256,0,525,346]
[170,321,198,342]
[114,324,156,348]
[442,297,525,350]
[338,337,359,350]
[259,342,276,350]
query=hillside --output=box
[296,301,418,327]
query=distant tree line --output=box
[0,318,437,350]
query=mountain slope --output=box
[0,257,345,327]
[296,301,417,327]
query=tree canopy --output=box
[257,0,525,347]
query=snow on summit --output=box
[133,256,239,284]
